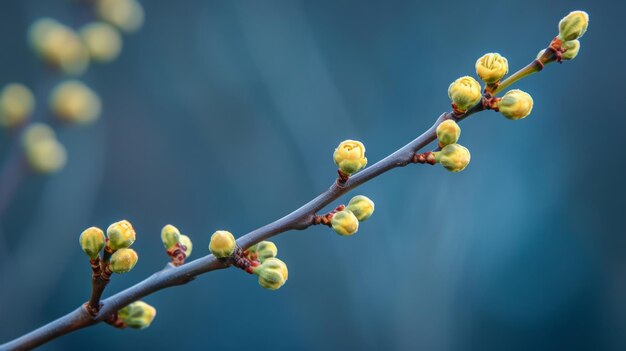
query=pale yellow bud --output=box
[346,195,375,222]
[179,234,192,257]
[28,19,89,75]
[448,76,482,112]
[333,140,367,175]
[256,241,278,263]
[434,144,471,172]
[497,89,534,120]
[209,230,236,258]
[50,80,101,124]
[0,83,35,128]
[117,301,156,329]
[561,40,580,60]
[79,22,123,63]
[160,224,181,250]
[106,220,136,250]
[436,120,461,147]
[109,248,138,273]
[330,210,359,236]
[97,0,145,33]
[253,257,289,290]
[79,227,105,259]
[21,123,56,148]
[475,53,509,84]
[23,136,67,174]
[558,11,589,41]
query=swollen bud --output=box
[434,144,471,172]
[346,195,375,222]
[109,248,138,273]
[79,227,105,259]
[253,257,289,290]
[497,89,534,120]
[561,40,580,60]
[106,220,136,250]
[448,76,482,113]
[179,234,193,257]
[436,120,461,147]
[117,301,156,329]
[256,241,278,263]
[160,224,181,250]
[330,210,359,236]
[558,11,589,41]
[0,83,35,128]
[475,53,509,84]
[333,140,367,175]
[209,230,236,258]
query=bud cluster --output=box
[325,195,375,236]
[161,224,193,265]
[434,120,471,172]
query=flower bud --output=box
[558,11,589,41]
[346,195,375,222]
[448,76,482,112]
[23,134,67,174]
[436,120,461,147]
[330,210,359,236]
[475,53,509,84]
[209,230,236,258]
[117,301,156,329]
[434,144,471,172]
[28,18,89,75]
[160,224,181,250]
[497,89,534,120]
[179,234,192,257]
[0,83,35,128]
[256,241,278,263]
[97,0,145,33]
[106,220,136,250]
[253,257,288,290]
[109,248,138,273]
[49,80,101,125]
[79,22,123,63]
[79,227,105,259]
[561,40,580,60]
[333,139,367,175]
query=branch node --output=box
[411,151,436,165]
[336,170,350,187]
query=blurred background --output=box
[0,0,623,350]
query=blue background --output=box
[1,0,623,350]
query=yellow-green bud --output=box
[109,248,138,273]
[561,40,580,61]
[160,224,181,250]
[330,210,359,236]
[209,230,236,258]
[23,135,67,174]
[117,301,156,329]
[79,227,105,259]
[106,220,136,250]
[28,18,89,75]
[253,257,288,290]
[97,0,145,33]
[0,83,35,128]
[448,76,482,112]
[497,89,534,120]
[50,80,102,125]
[436,120,461,147]
[475,53,509,84]
[79,22,123,63]
[256,241,278,263]
[333,139,367,175]
[346,195,375,222]
[179,234,192,257]
[434,144,471,172]
[558,11,589,41]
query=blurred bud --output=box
[209,230,236,258]
[256,241,278,263]
[107,220,136,250]
[558,11,589,41]
[109,248,138,273]
[497,89,534,120]
[50,80,101,124]
[561,40,580,60]
[253,257,288,290]
[79,22,123,63]
[331,210,359,236]
[22,123,55,146]
[179,234,192,257]
[346,195,375,222]
[448,76,482,112]
[333,140,367,175]
[117,301,156,329]
[434,144,471,172]
[0,83,35,128]
[28,18,89,75]
[21,125,67,174]
[475,53,509,84]
[436,120,461,147]
[79,227,105,259]
[97,0,145,33]
[160,224,181,250]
